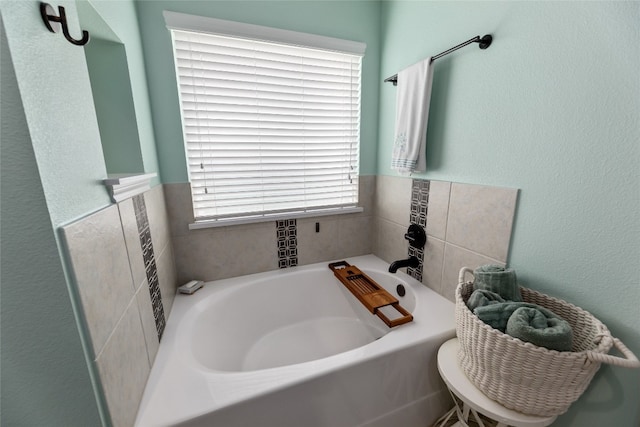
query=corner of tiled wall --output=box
[165,175,376,283]
[373,176,518,302]
[61,185,177,427]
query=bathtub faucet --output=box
[388,256,419,273]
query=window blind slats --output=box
[170,28,361,221]
[174,51,361,77]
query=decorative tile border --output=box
[276,219,298,268]
[410,179,429,228]
[133,195,166,339]
[407,179,429,281]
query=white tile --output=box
[441,243,505,302]
[445,183,518,262]
[358,175,376,216]
[62,205,135,355]
[156,243,177,318]
[163,183,194,237]
[425,180,450,240]
[421,237,445,293]
[95,300,150,427]
[374,175,412,226]
[144,185,171,255]
[222,222,278,277]
[172,230,223,283]
[372,217,409,265]
[337,215,373,258]
[118,198,146,290]
[135,280,159,366]
[297,218,340,265]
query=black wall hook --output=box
[40,2,89,46]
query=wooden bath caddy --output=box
[328,261,413,328]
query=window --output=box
[165,12,365,227]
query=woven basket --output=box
[455,267,640,417]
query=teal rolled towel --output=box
[506,306,573,352]
[473,301,533,332]
[474,265,522,302]
[467,289,505,311]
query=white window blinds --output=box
[167,19,363,224]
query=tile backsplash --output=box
[374,176,518,302]
[165,174,517,298]
[165,175,375,283]
[62,185,176,427]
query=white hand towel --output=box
[391,58,434,175]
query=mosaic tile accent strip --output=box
[407,179,430,281]
[410,179,429,228]
[133,195,166,340]
[276,219,298,268]
[407,246,424,282]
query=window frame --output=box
[164,12,366,228]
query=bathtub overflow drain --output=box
[396,284,406,297]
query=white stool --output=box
[435,338,557,427]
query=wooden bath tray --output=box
[328,261,413,328]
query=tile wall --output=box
[62,185,177,427]
[164,174,517,298]
[373,175,518,301]
[164,175,375,283]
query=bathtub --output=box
[135,255,455,427]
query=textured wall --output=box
[1,0,111,227]
[85,0,161,181]
[0,10,103,426]
[378,2,640,425]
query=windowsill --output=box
[188,206,364,230]
[103,173,157,203]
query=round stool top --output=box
[437,338,557,427]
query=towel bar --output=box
[384,34,492,85]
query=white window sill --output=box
[103,173,157,203]
[188,206,364,230]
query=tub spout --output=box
[388,256,419,273]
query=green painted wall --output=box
[0,6,104,426]
[1,1,160,425]
[85,36,145,174]
[135,0,382,182]
[378,2,639,426]
[1,0,111,227]
[86,0,161,184]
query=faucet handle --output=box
[404,224,426,249]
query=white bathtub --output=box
[135,255,455,427]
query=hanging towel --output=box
[391,58,434,175]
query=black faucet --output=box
[388,256,420,273]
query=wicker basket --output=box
[455,267,640,417]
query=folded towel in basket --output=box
[466,289,505,311]
[474,302,573,351]
[473,265,522,302]
[507,306,573,352]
